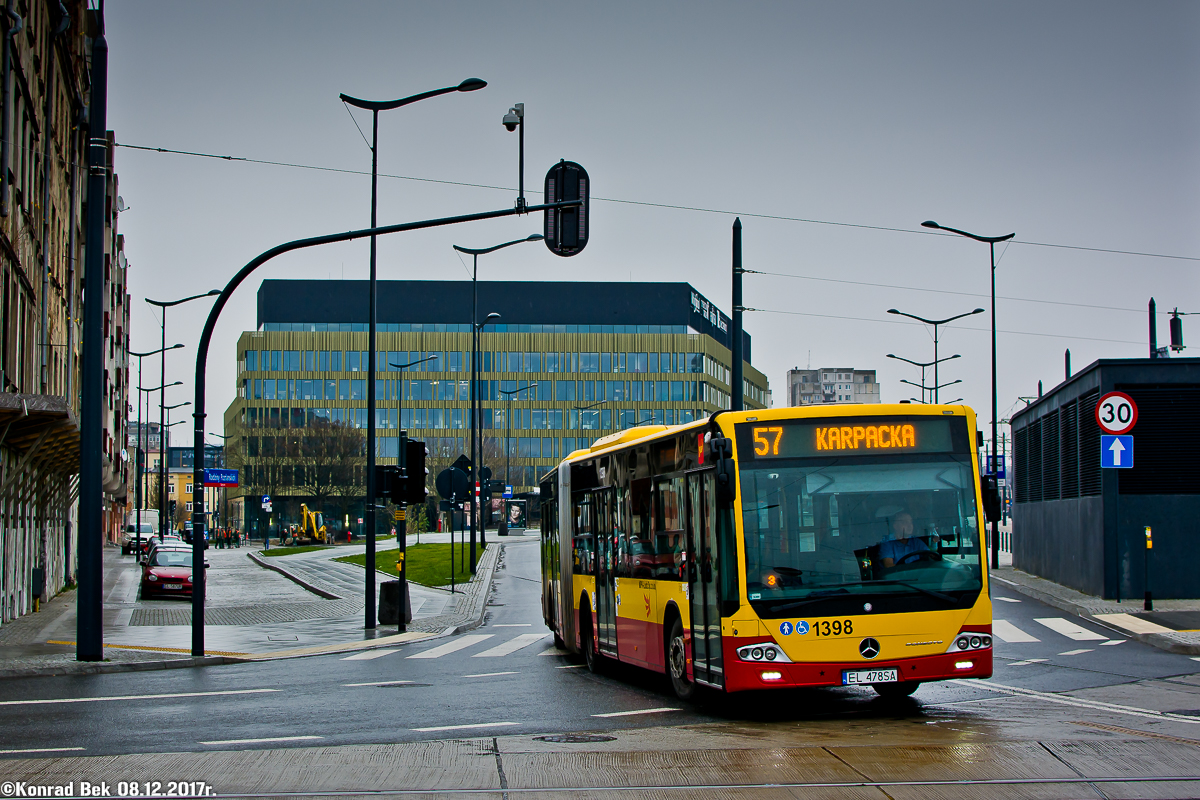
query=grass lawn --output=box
[258,545,332,557]
[334,542,485,587]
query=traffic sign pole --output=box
[1096,392,1138,603]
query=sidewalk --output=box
[994,563,1200,655]
[0,533,509,678]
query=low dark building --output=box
[1012,358,1200,599]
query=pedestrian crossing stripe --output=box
[1033,617,1107,641]
[993,620,1040,643]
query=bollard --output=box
[1144,526,1153,611]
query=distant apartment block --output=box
[787,368,880,406]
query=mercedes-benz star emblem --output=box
[859,637,881,659]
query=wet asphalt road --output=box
[1,538,1198,759]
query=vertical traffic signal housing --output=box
[405,439,430,505]
[544,160,589,257]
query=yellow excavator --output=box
[285,504,327,545]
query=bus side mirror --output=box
[711,436,736,504]
[981,475,1001,523]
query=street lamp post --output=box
[573,400,607,433]
[340,77,487,630]
[499,383,536,490]
[389,353,436,631]
[886,308,983,403]
[163,402,191,535]
[146,291,220,539]
[130,346,183,555]
[453,234,541,570]
[472,312,501,562]
[921,220,1015,570]
[888,353,960,404]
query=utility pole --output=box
[77,32,107,662]
[731,218,743,412]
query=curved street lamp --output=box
[887,307,983,403]
[340,77,487,630]
[922,220,1015,570]
[887,352,960,404]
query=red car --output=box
[141,547,206,599]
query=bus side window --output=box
[572,494,594,575]
[629,477,653,578]
[654,476,686,579]
[614,486,630,578]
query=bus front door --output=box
[687,470,724,688]
[595,489,618,655]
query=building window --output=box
[185,483,193,494]
[185,502,193,512]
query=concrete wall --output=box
[1013,496,1104,597]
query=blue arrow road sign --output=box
[1101,435,1133,469]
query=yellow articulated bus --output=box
[539,404,995,700]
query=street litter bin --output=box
[378,580,412,625]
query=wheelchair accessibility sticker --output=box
[779,621,793,636]
[796,620,810,635]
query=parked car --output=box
[140,547,207,599]
[140,534,184,561]
[121,522,155,555]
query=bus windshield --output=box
[740,457,983,616]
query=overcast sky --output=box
[106,1,1199,445]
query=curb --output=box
[447,540,503,635]
[247,551,342,599]
[0,655,233,679]
[995,572,1200,656]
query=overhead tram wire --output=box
[739,306,1146,347]
[112,141,1200,264]
[741,269,1159,316]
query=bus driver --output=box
[879,510,930,568]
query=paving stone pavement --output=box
[129,599,362,626]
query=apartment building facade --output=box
[787,367,880,406]
[0,3,128,624]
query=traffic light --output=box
[404,438,429,506]
[544,160,589,257]
[374,465,403,504]
[169,499,177,519]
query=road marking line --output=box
[1094,612,1174,635]
[993,619,1040,643]
[343,680,414,687]
[1192,657,1200,662]
[493,623,532,627]
[1035,617,1107,641]
[540,647,569,656]
[1058,649,1094,656]
[407,634,493,659]
[473,633,550,658]
[593,707,681,718]
[1007,658,1049,666]
[0,747,85,754]
[1100,640,1127,645]
[952,679,1200,724]
[0,688,278,707]
[990,575,1018,586]
[411,722,520,732]
[994,596,1021,603]
[340,648,399,661]
[199,735,323,745]
[462,671,519,678]
[556,664,586,669]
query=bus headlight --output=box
[760,671,783,681]
[947,630,992,653]
[737,644,792,663]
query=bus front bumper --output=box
[721,648,992,692]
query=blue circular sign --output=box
[796,620,810,635]
[779,621,794,636]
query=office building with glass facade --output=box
[222,280,770,530]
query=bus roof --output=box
[554,403,977,469]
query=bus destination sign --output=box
[737,416,961,459]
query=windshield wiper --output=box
[872,580,957,604]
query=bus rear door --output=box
[595,488,618,655]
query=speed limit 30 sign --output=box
[1095,391,1137,435]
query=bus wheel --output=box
[581,610,601,673]
[667,618,695,701]
[873,681,919,698]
